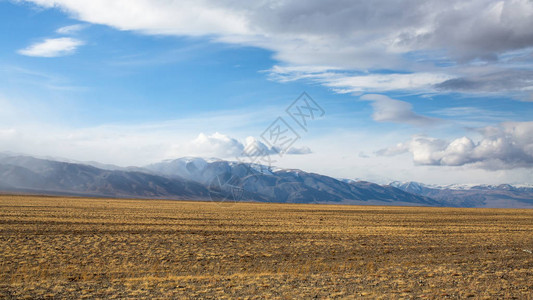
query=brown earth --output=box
[0,195,532,299]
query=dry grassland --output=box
[0,195,532,299]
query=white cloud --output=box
[18,0,533,95]
[180,133,312,159]
[327,73,452,93]
[56,24,86,34]
[377,121,533,169]
[360,94,440,126]
[18,37,84,57]
[188,132,244,158]
[269,68,452,93]
[279,130,533,185]
[23,0,249,36]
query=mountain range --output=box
[0,154,531,208]
[389,181,533,208]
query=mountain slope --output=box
[390,181,533,208]
[0,156,208,199]
[146,158,440,206]
[2,155,529,208]
[0,155,438,206]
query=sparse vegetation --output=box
[1,195,532,298]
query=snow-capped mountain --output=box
[0,155,437,206]
[145,158,439,205]
[0,154,531,208]
[389,181,533,208]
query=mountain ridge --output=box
[389,181,533,208]
[0,154,531,208]
[0,155,438,206]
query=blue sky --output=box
[1,0,533,184]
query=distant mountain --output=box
[389,181,533,208]
[1,154,530,208]
[145,158,440,206]
[0,155,437,206]
[0,155,208,199]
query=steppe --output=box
[0,195,532,299]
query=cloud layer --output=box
[19,0,533,95]
[377,121,533,169]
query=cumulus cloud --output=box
[188,133,244,158]
[18,0,533,94]
[183,133,312,159]
[18,37,84,57]
[360,94,440,126]
[377,121,533,169]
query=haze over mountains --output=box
[0,154,531,208]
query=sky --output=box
[1,0,533,185]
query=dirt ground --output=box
[0,195,532,299]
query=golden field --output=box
[0,195,532,299]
